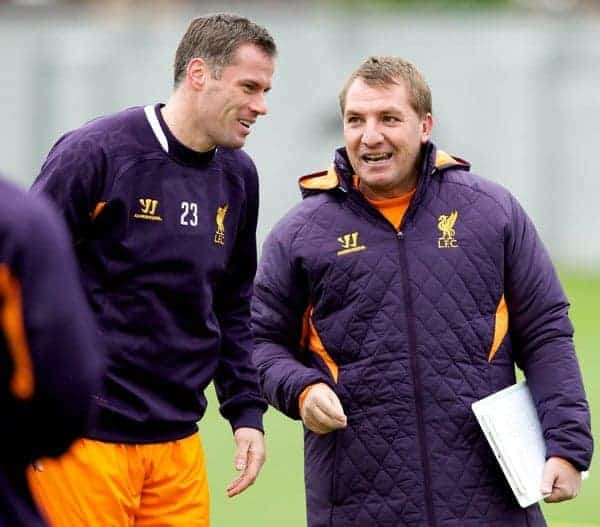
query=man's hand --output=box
[541,456,582,503]
[226,427,266,498]
[300,383,347,434]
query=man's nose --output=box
[250,93,268,116]
[361,125,383,146]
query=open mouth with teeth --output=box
[362,153,392,164]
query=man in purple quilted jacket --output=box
[251,56,593,526]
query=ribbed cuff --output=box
[545,447,591,472]
[228,406,265,434]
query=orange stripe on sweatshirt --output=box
[91,201,107,221]
[0,264,34,399]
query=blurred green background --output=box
[201,270,598,526]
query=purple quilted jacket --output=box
[252,143,592,527]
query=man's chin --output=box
[359,171,394,188]
[218,137,246,150]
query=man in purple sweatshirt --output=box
[252,56,593,526]
[0,175,102,527]
[28,14,276,527]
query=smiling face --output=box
[196,43,275,150]
[343,78,433,199]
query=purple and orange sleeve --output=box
[252,218,333,421]
[1,190,103,463]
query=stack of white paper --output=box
[472,382,547,508]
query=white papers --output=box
[472,381,546,508]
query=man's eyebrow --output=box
[239,79,272,92]
[345,106,405,115]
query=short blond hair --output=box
[339,56,432,117]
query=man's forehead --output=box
[228,43,274,67]
[216,46,274,87]
[348,76,406,95]
[344,83,409,114]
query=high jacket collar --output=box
[299,142,470,200]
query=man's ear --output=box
[187,58,209,90]
[421,112,434,144]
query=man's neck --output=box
[358,173,417,201]
[161,93,215,153]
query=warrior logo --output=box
[437,210,459,248]
[134,198,162,221]
[337,231,366,256]
[214,205,228,245]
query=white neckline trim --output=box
[144,105,168,153]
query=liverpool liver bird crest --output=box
[214,204,228,245]
[437,210,459,248]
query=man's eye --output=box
[383,116,399,123]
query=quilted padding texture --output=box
[252,144,592,527]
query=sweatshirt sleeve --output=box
[30,130,107,244]
[1,191,103,464]
[212,166,266,433]
[251,218,334,421]
[505,194,593,471]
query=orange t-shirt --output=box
[363,187,415,230]
[299,183,416,411]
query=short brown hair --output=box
[339,56,432,117]
[173,13,277,85]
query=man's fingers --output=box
[326,390,346,418]
[227,448,264,497]
[234,439,250,471]
[299,383,347,434]
[542,457,581,503]
[543,480,579,503]
[227,469,253,497]
[304,407,331,434]
[541,463,564,502]
[315,394,346,425]
[540,464,556,497]
[228,428,266,498]
[227,460,259,497]
[305,404,346,434]
[544,486,576,503]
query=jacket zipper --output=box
[345,188,437,525]
[396,229,437,527]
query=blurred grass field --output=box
[201,270,599,526]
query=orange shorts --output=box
[27,432,210,527]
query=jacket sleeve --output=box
[505,194,593,471]
[251,220,334,421]
[30,130,107,244]
[213,168,267,433]
[1,193,103,464]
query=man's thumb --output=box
[235,441,249,471]
[541,462,556,495]
[327,391,346,422]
